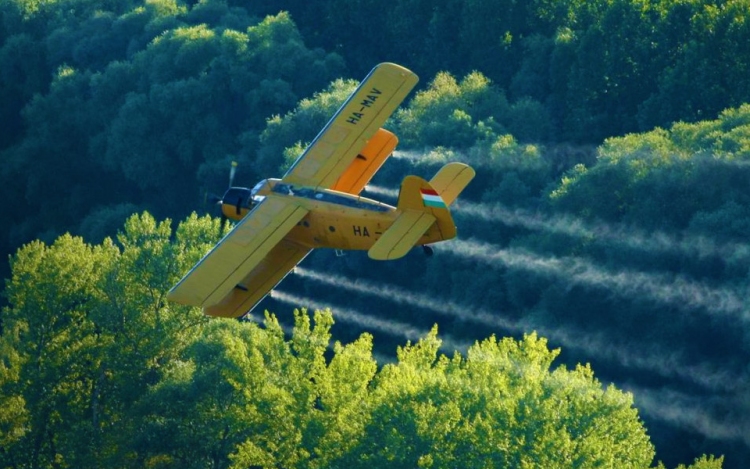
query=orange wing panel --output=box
[330,128,398,195]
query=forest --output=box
[1,0,750,467]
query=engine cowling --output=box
[220,187,253,221]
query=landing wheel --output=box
[422,245,434,257]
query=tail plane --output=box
[368,163,474,260]
[429,162,476,206]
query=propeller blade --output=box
[229,161,238,187]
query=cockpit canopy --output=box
[250,179,273,203]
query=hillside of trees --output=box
[0,213,725,468]
[2,0,750,467]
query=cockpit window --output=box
[250,179,269,203]
[271,184,390,212]
[250,179,267,197]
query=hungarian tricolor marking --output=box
[420,188,447,209]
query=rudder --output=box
[397,175,456,241]
[368,176,458,260]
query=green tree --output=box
[335,329,656,468]
[1,5,344,269]
[0,33,48,149]
[639,1,750,130]
[0,212,216,467]
[1,211,727,467]
[550,104,750,232]
[0,333,28,463]
[457,0,530,87]
[662,455,724,469]
[229,310,378,469]
[5,65,104,246]
[1,234,117,467]
[393,71,507,148]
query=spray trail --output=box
[294,267,739,392]
[627,385,750,447]
[392,147,750,261]
[544,325,739,392]
[279,276,748,438]
[295,267,526,335]
[454,200,750,263]
[372,180,750,265]
[392,149,431,161]
[273,290,467,353]
[364,184,398,200]
[445,238,750,321]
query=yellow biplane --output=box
[167,63,475,318]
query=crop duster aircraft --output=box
[167,63,475,318]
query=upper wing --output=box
[204,239,311,318]
[167,195,308,309]
[282,63,418,189]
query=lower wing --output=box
[167,195,307,310]
[204,239,310,318]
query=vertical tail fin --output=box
[368,166,473,261]
[369,175,457,260]
[397,175,456,241]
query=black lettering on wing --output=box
[346,89,382,124]
[346,112,365,125]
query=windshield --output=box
[250,179,269,203]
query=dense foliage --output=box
[0,214,721,468]
[2,0,750,467]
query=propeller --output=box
[208,160,255,238]
[228,160,237,187]
[220,161,240,234]
[205,161,240,237]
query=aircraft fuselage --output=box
[222,178,446,252]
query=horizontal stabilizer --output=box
[368,210,435,260]
[429,162,475,206]
[369,175,458,260]
[397,175,456,241]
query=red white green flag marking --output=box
[420,188,447,209]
